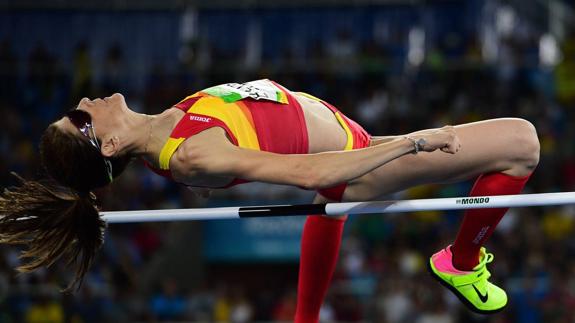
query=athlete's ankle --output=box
[451,245,480,271]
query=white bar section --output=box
[325,192,575,215]
[101,206,241,223]
[100,192,575,223]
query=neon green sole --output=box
[428,257,507,314]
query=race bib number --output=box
[202,79,288,104]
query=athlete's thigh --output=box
[342,118,536,202]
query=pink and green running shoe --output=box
[428,246,507,314]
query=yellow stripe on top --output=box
[158,93,202,170]
[157,95,261,171]
[297,92,323,102]
[187,96,261,150]
[334,112,354,151]
[175,92,202,105]
[159,138,186,170]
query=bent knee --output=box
[505,118,540,172]
[513,118,540,166]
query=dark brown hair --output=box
[0,123,131,291]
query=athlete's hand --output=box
[413,125,461,154]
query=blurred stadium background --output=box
[1,0,575,322]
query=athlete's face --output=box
[55,93,128,142]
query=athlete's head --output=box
[48,93,133,189]
[0,93,133,291]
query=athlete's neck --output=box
[124,107,184,165]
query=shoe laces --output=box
[474,250,494,271]
[452,249,493,287]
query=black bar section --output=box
[238,204,327,218]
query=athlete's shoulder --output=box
[173,93,203,112]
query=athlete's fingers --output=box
[418,126,460,153]
[440,140,459,154]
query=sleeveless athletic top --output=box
[145,79,309,188]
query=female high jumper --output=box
[0,79,539,319]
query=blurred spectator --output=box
[229,287,253,323]
[373,278,414,323]
[212,284,231,321]
[72,42,93,100]
[150,278,187,321]
[132,223,163,261]
[25,294,64,323]
[101,43,126,93]
[273,290,297,321]
[0,39,18,105]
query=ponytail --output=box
[0,173,105,291]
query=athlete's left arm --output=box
[369,136,398,146]
[371,130,442,146]
[174,125,459,190]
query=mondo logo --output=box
[190,115,211,122]
[456,197,490,205]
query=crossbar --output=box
[100,192,575,223]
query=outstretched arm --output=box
[175,126,460,190]
[371,128,448,146]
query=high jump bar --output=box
[100,192,575,223]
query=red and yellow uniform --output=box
[145,79,371,201]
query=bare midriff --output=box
[293,93,349,153]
